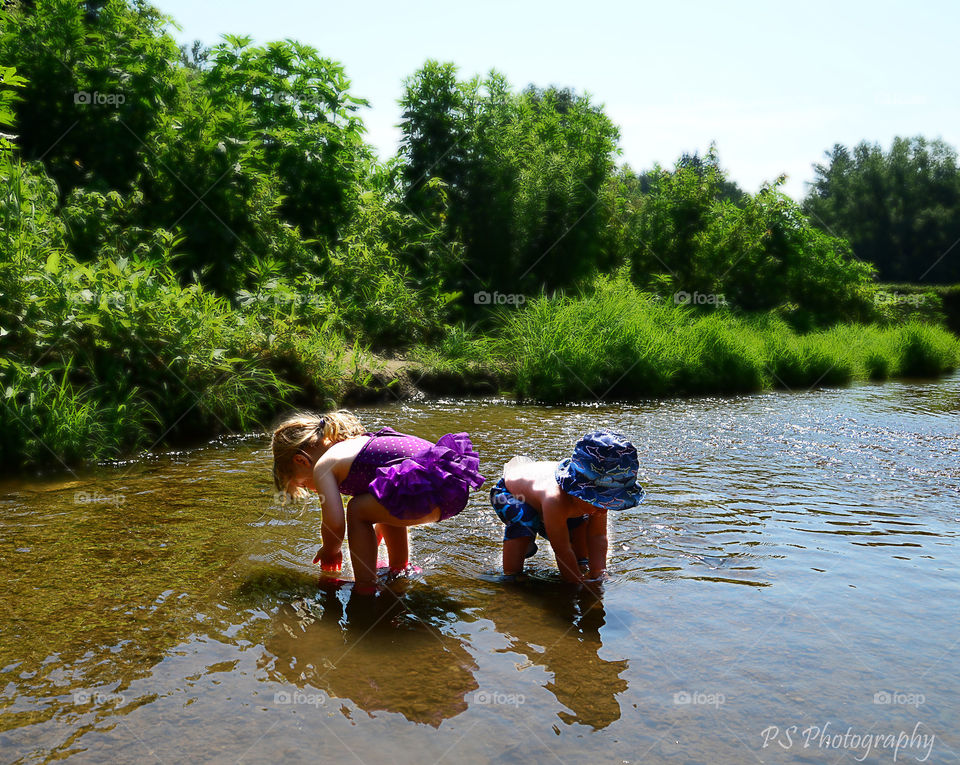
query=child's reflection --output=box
[484,582,628,729]
[259,584,479,727]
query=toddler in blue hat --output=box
[490,430,645,583]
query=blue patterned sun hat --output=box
[555,431,645,511]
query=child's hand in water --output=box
[313,546,342,572]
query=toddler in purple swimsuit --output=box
[272,410,485,592]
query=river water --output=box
[1,375,958,764]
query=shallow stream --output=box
[2,375,958,763]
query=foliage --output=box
[804,136,960,284]
[406,323,502,380]
[399,62,620,302]
[0,156,366,469]
[1,2,958,473]
[0,0,181,194]
[499,272,959,403]
[134,79,301,293]
[201,35,370,248]
[876,283,960,333]
[0,64,26,158]
[602,149,879,328]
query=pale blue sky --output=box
[155,0,956,200]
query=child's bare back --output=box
[503,458,592,521]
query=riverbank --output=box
[4,3,960,476]
[378,324,960,405]
[2,268,958,474]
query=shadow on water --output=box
[478,578,628,730]
[232,565,629,731]
[235,566,479,727]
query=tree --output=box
[131,35,373,293]
[399,62,620,304]
[804,136,960,284]
[604,148,878,326]
[0,0,180,195]
[203,36,370,248]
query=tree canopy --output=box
[804,136,960,284]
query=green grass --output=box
[877,282,960,332]
[406,324,504,379]
[498,275,960,402]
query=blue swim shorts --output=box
[490,478,589,558]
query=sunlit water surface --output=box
[1,375,959,763]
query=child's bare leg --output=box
[373,524,386,561]
[378,524,410,570]
[347,495,439,589]
[347,499,381,587]
[503,536,532,576]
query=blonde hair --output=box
[271,409,365,497]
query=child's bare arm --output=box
[313,461,345,567]
[543,503,584,584]
[586,510,608,579]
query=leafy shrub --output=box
[604,149,880,328]
[0,157,293,467]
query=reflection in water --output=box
[246,570,479,727]
[484,583,627,730]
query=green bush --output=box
[0,157,292,468]
[605,149,880,328]
[877,283,960,333]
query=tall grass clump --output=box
[671,314,768,393]
[499,274,680,401]
[406,324,502,379]
[0,249,297,468]
[761,319,859,389]
[896,322,960,377]
[0,363,157,467]
[501,273,960,403]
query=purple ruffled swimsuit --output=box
[338,427,485,521]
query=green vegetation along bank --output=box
[1,1,959,473]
